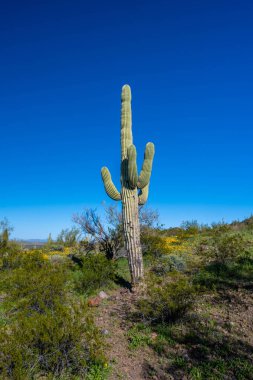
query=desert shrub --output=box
[127,324,152,349]
[150,254,187,276]
[49,253,69,265]
[47,244,64,251]
[194,254,253,289]
[56,227,81,247]
[138,274,197,323]
[213,233,248,264]
[0,252,105,379]
[210,222,231,234]
[0,243,24,270]
[2,251,69,313]
[180,220,200,235]
[0,229,9,249]
[73,207,124,260]
[242,215,253,230]
[0,218,13,247]
[0,303,104,379]
[0,219,22,269]
[175,220,210,241]
[196,231,249,265]
[141,233,168,257]
[194,230,253,289]
[74,253,116,294]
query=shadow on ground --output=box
[140,309,253,379]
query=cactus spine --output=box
[101,85,155,284]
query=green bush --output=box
[74,253,116,294]
[2,251,68,313]
[179,220,201,237]
[196,231,249,265]
[141,233,168,257]
[127,324,152,350]
[0,252,106,379]
[0,303,104,379]
[150,255,187,276]
[138,274,197,323]
[56,227,81,247]
[213,233,248,264]
[0,242,24,270]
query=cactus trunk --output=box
[101,85,155,285]
[121,187,143,283]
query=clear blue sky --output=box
[0,0,252,239]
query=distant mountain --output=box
[25,239,47,243]
[14,238,47,243]
[13,239,47,249]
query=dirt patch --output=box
[198,287,253,346]
[95,288,160,380]
[94,285,253,380]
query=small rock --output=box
[0,293,6,303]
[99,291,109,299]
[49,254,66,264]
[120,288,129,294]
[150,332,158,340]
[182,353,190,361]
[88,296,101,307]
[101,329,109,335]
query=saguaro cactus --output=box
[101,85,155,284]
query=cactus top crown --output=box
[121,84,133,160]
[121,84,131,101]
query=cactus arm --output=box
[127,144,138,189]
[101,167,121,201]
[137,142,155,189]
[138,184,149,205]
[121,85,133,160]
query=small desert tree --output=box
[73,206,160,262]
[0,218,13,249]
[56,227,81,247]
[73,205,123,260]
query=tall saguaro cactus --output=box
[101,85,155,284]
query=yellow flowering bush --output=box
[162,236,187,254]
[142,233,190,257]
[27,247,72,260]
